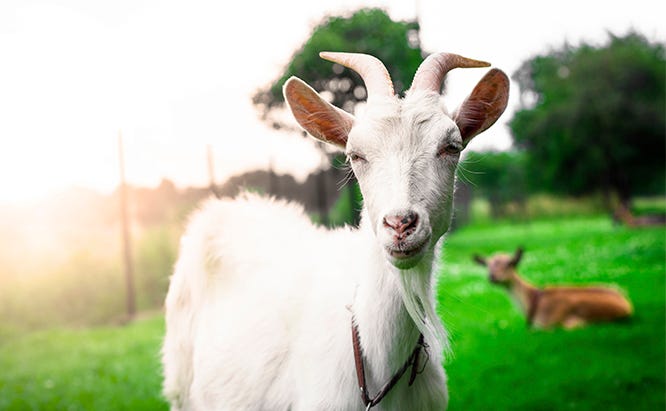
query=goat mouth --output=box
[387,239,428,260]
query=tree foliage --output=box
[463,151,528,218]
[510,32,665,204]
[252,8,423,122]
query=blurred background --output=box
[0,0,664,410]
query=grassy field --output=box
[440,216,665,410]
[0,215,663,410]
[0,316,168,411]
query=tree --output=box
[253,8,423,126]
[463,150,528,218]
[510,32,665,208]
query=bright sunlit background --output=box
[1,0,663,204]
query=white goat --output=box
[162,52,509,410]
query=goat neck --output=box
[350,214,440,384]
[506,271,540,315]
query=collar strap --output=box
[351,318,427,409]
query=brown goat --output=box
[473,248,633,329]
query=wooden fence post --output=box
[118,131,136,319]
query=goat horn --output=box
[320,52,394,99]
[410,52,490,93]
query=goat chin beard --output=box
[398,269,449,355]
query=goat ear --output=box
[473,254,487,266]
[283,77,354,149]
[454,68,510,147]
[510,247,524,266]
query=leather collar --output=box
[351,317,427,409]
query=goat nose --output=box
[383,212,419,239]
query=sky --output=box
[0,0,663,204]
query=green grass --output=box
[439,216,665,410]
[1,215,663,410]
[0,315,168,411]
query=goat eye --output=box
[438,143,462,156]
[348,152,367,163]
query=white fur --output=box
[162,59,503,409]
[162,192,448,410]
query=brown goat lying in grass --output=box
[473,248,633,329]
